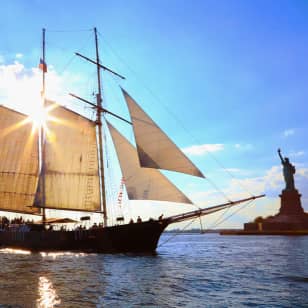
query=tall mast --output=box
[42,28,46,96]
[41,28,46,226]
[72,29,125,225]
[94,27,107,226]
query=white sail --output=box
[43,101,101,212]
[107,121,192,204]
[121,89,205,178]
[0,106,40,214]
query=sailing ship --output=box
[0,28,264,253]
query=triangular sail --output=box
[107,121,192,204]
[121,89,205,178]
[43,101,101,212]
[0,106,40,214]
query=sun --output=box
[28,104,49,130]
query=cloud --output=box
[0,60,88,116]
[15,53,23,59]
[297,168,308,178]
[224,168,242,173]
[289,150,305,157]
[226,164,307,202]
[182,144,224,156]
[234,143,253,151]
[185,163,308,229]
[221,168,256,177]
[283,129,295,137]
[0,61,40,110]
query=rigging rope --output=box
[199,216,205,233]
[46,29,92,33]
[55,32,93,75]
[98,33,255,201]
[158,217,198,247]
[42,29,98,123]
[205,199,255,231]
[102,120,117,225]
[159,199,256,247]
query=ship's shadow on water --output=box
[1,234,308,307]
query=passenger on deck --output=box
[129,219,134,224]
[158,214,163,221]
[137,216,142,223]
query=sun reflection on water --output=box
[0,248,31,255]
[37,276,61,308]
[40,251,87,259]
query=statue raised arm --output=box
[277,148,284,164]
[277,148,296,190]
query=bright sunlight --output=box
[28,103,49,130]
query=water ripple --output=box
[0,234,308,307]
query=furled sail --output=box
[43,101,101,212]
[107,121,192,204]
[121,88,205,178]
[0,106,40,214]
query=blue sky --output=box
[1,0,307,228]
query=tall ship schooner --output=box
[0,29,264,253]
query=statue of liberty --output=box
[278,148,296,190]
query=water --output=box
[0,234,308,307]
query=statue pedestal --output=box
[243,188,308,233]
[279,189,304,215]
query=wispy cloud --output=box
[234,143,253,151]
[189,163,301,207]
[15,53,23,59]
[201,164,307,202]
[0,60,86,116]
[0,61,41,114]
[224,168,242,173]
[289,150,305,157]
[297,168,308,178]
[133,164,308,230]
[182,144,224,156]
[283,129,295,137]
[222,168,255,177]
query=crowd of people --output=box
[75,222,104,231]
[0,214,165,232]
[0,216,34,231]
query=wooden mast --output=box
[41,28,46,226]
[72,28,125,226]
[94,27,107,226]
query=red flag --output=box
[39,58,47,73]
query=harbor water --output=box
[0,233,308,307]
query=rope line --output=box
[58,32,94,75]
[205,199,255,231]
[158,217,198,247]
[46,29,92,33]
[98,33,255,200]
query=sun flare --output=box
[28,104,49,130]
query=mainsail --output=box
[107,121,192,204]
[121,88,204,178]
[0,106,40,214]
[42,101,101,212]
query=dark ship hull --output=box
[0,220,169,253]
